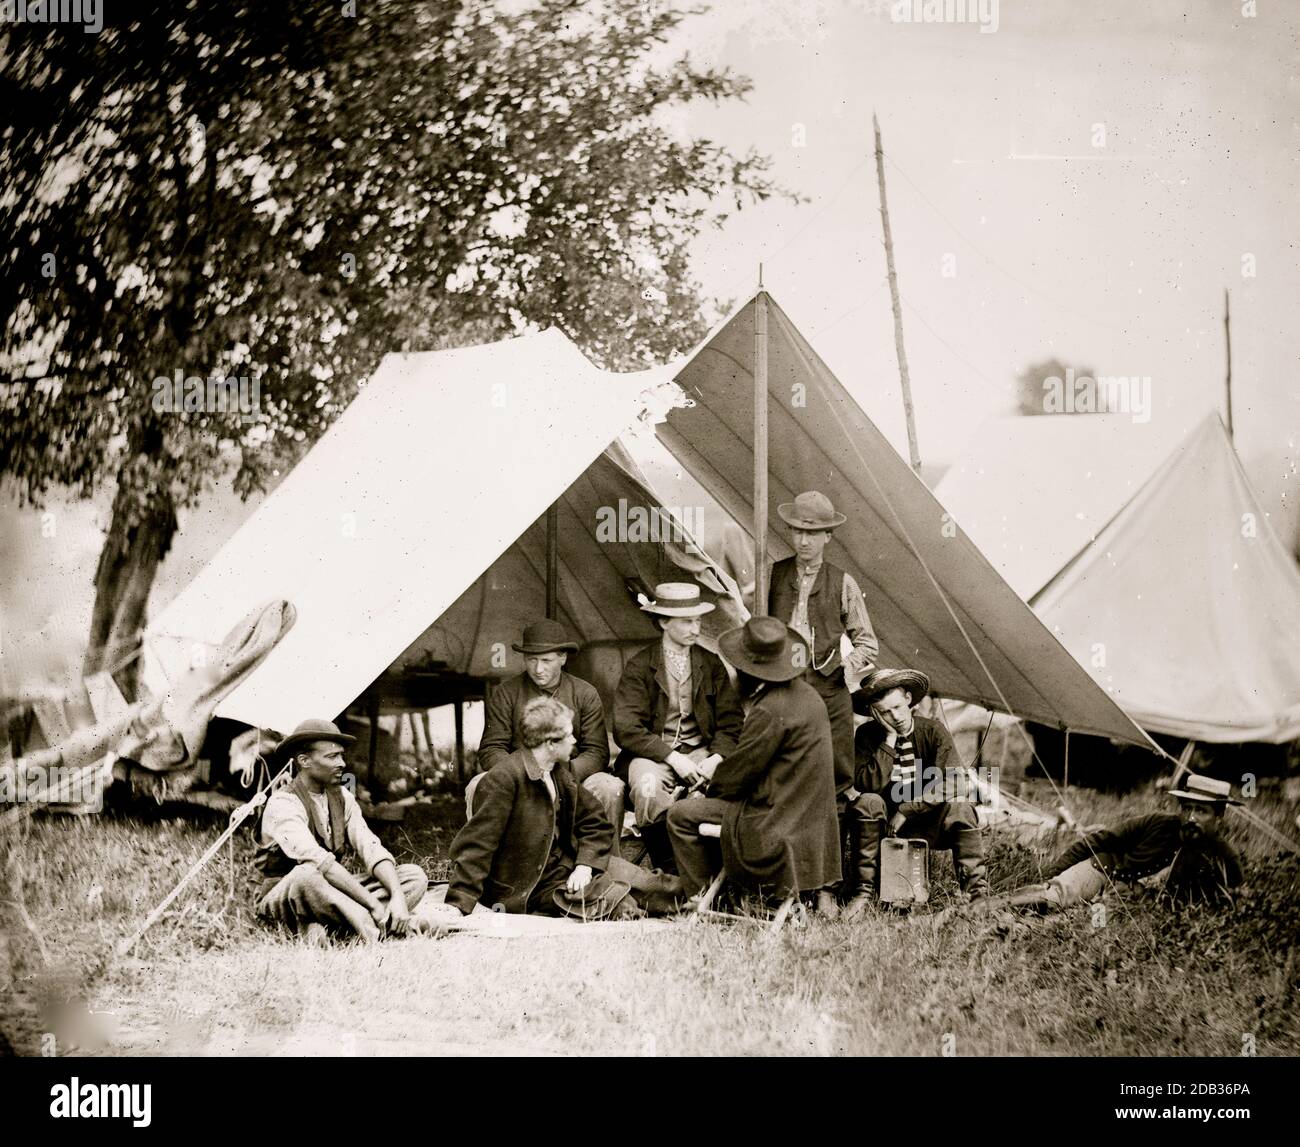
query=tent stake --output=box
[753,281,770,614]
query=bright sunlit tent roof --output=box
[1030,413,1300,743]
[656,291,1153,747]
[144,330,740,733]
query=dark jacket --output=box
[446,748,613,915]
[708,677,840,895]
[854,713,958,800]
[477,670,610,781]
[1043,812,1243,888]
[769,556,847,676]
[612,641,743,774]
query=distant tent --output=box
[145,331,740,733]
[938,412,1300,743]
[1032,414,1300,743]
[657,292,1152,746]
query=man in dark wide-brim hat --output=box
[255,719,429,942]
[767,490,879,807]
[845,667,988,918]
[471,618,625,853]
[654,616,841,909]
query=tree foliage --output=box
[0,1,787,688]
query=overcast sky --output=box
[659,0,1299,542]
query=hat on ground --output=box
[852,667,931,715]
[718,616,809,682]
[511,619,579,655]
[639,582,716,618]
[1170,774,1242,807]
[276,718,356,763]
[777,490,847,531]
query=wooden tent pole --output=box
[1063,728,1070,791]
[873,112,922,474]
[1223,288,1234,441]
[753,276,770,615]
[545,501,559,619]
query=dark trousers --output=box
[665,796,731,897]
[805,669,854,803]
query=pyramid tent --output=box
[656,292,1152,746]
[144,331,741,733]
[1031,413,1300,743]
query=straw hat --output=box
[638,582,715,618]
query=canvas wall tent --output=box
[936,412,1300,744]
[144,331,743,735]
[147,292,1155,758]
[657,291,1154,747]
[1032,413,1300,743]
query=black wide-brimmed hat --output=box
[511,619,579,655]
[276,718,355,762]
[852,667,930,715]
[718,616,809,682]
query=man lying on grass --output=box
[439,697,675,921]
[955,774,1244,919]
[254,719,429,943]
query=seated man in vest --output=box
[767,490,879,809]
[255,719,428,942]
[967,776,1244,917]
[613,582,744,868]
[845,668,988,917]
[444,697,644,918]
[657,617,841,913]
[472,619,624,853]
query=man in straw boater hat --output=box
[958,774,1245,917]
[652,616,841,913]
[845,667,989,917]
[768,490,879,811]
[612,582,743,868]
[472,618,625,852]
[254,719,430,942]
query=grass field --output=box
[2,782,1297,1057]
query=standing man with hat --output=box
[768,490,879,805]
[660,617,841,910]
[845,667,988,916]
[473,618,624,851]
[254,719,429,942]
[613,583,744,867]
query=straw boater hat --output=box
[718,616,809,682]
[852,667,931,716]
[1170,774,1242,807]
[511,619,579,655]
[638,582,715,618]
[276,718,355,763]
[777,490,846,531]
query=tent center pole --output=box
[545,501,559,620]
[753,285,770,614]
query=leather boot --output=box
[953,827,989,899]
[843,812,883,917]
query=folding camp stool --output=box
[692,823,802,933]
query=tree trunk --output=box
[83,478,178,701]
